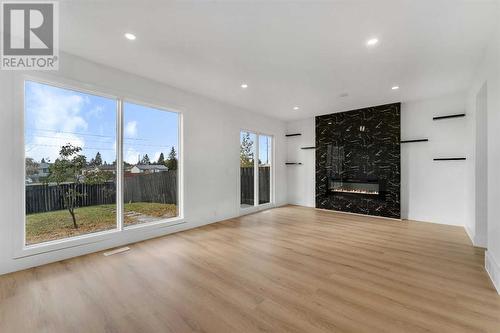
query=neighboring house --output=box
[37,162,50,178]
[130,164,168,174]
[28,162,51,183]
[80,164,117,182]
[83,164,117,175]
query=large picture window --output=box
[123,102,179,227]
[24,80,181,246]
[240,131,273,208]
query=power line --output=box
[26,127,176,142]
[25,138,175,149]
[26,131,177,148]
[26,143,116,151]
[25,134,113,143]
[27,127,117,139]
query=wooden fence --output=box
[26,167,269,214]
[25,182,116,214]
[26,171,177,214]
[123,171,177,205]
[240,166,271,205]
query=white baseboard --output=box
[464,225,475,246]
[485,250,500,294]
[463,225,488,248]
[474,233,488,248]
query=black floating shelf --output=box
[301,146,317,150]
[433,113,465,120]
[400,139,429,143]
[433,158,466,161]
[285,133,301,137]
[285,162,302,165]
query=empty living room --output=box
[1,1,500,332]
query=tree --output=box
[25,158,39,177]
[85,169,114,184]
[157,152,165,165]
[47,144,87,229]
[240,133,254,167]
[89,152,102,167]
[166,147,177,170]
[141,154,151,165]
[94,152,102,166]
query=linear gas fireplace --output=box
[329,179,380,196]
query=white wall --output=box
[286,94,475,227]
[472,82,488,247]
[0,52,287,275]
[401,93,474,227]
[467,10,500,292]
[286,118,315,207]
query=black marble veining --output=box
[315,103,401,219]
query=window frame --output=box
[239,129,275,213]
[121,98,184,230]
[15,75,184,258]
[257,134,274,206]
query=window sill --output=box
[14,216,186,259]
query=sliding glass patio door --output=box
[258,135,272,204]
[240,131,272,208]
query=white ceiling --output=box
[59,0,498,120]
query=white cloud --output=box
[124,121,138,138]
[124,147,140,165]
[26,133,85,162]
[88,105,104,118]
[29,84,88,133]
[25,84,89,161]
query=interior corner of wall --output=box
[474,232,488,248]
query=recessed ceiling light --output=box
[240,83,248,89]
[392,86,400,90]
[366,38,379,46]
[124,33,136,40]
[293,106,300,110]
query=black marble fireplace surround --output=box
[316,103,401,219]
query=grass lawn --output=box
[26,202,177,245]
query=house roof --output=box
[84,165,116,171]
[133,164,168,170]
[96,165,116,171]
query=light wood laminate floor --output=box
[1,206,499,333]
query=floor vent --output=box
[104,247,130,256]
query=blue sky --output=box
[25,81,179,164]
[240,131,272,164]
[124,102,178,164]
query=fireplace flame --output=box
[332,188,379,195]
